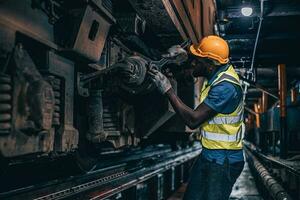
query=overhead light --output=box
[241,7,253,16]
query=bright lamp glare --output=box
[241,7,253,16]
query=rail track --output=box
[0,144,201,200]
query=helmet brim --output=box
[189,44,229,64]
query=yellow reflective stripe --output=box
[201,137,243,150]
[208,115,243,125]
[201,123,245,142]
[202,123,241,134]
[208,102,244,125]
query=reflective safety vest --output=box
[199,64,245,150]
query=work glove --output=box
[162,45,188,65]
[148,68,172,94]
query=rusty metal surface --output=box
[55,5,112,62]
[0,43,55,157]
[0,0,54,43]
[46,51,78,152]
[278,64,287,118]
[0,0,199,159]
[0,74,12,135]
[162,0,216,45]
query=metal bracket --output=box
[31,0,63,24]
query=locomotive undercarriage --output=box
[0,0,196,166]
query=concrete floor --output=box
[168,162,262,200]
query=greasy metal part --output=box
[278,64,287,159]
[0,74,12,134]
[87,90,105,142]
[0,44,56,157]
[46,76,61,126]
[77,64,120,97]
[46,51,78,152]
[245,147,293,200]
[115,56,150,95]
[55,4,114,62]
[78,40,190,96]
[14,44,55,131]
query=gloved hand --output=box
[162,45,187,58]
[162,45,188,65]
[148,68,172,94]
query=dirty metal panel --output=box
[55,5,113,62]
[0,0,54,44]
[47,51,79,152]
[0,45,55,157]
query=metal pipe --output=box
[262,92,268,112]
[254,103,260,128]
[240,76,279,100]
[290,88,297,104]
[245,106,258,116]
[278,64,288,159]
[250,0,264,73]
[243,0,264,100]
[245,148,293,200]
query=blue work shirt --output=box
[201,64,244,165]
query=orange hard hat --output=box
[190,35,229,64]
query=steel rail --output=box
[0,145,201,200]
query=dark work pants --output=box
[183,154,244,200]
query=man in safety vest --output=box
[149,35,245,200]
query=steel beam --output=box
[278,64,288,159]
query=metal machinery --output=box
[0,0,215,199]
[0,0,211,159]
[1,0,299,199]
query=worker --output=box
[149,35,245,200]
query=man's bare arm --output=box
[166,88,217,129]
